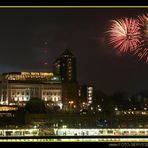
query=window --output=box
[88,87,93,91]
[56,97,58,102]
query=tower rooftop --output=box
[61,49,74,58]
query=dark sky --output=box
[0,8,147,94]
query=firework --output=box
[106,17,141,54]
[138,14,148,40]
[135,48,148,62]
[138,14,148,26]
[134,14,148,62]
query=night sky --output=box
[0,8,148,94]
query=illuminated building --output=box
[0,72,62,108]
[0,128,39,136]
[78,85,93,109]
[53,49,94,111]
[62,83,79,111]
[115,110,148,116]
[53,49,77,83]
[53,49,79,110]
[87,86,93,105]
[0,49,93,111]
[54,128,148,136]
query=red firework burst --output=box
[138,13,148,26]
[134,14,148,62]
[135,48,148,62]
[106,17,141,54]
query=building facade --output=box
[0,72,62,109]
[53,49,77,83]
[78,85,93,110]
[0,49,93,111]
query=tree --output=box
[92,89,108,111]
[25,97,46,114]
[111,91,129,110]
[53,106,60,112]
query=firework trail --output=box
[106,17,141,55]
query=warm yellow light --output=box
[69,101,74,104]
[4,72,54,80]
[0,106,18,111]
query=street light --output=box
[69,101,74,104]
[68,101,74,111]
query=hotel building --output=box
[0,49,93,111]
[0,72,62,108]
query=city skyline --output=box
[0,8,148,94]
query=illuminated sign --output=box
[0,106,18,111]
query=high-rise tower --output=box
[53,49,77,83]
[53,49,78,111]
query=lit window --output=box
[56,97,58,102]
[19,97,22,101]
[14,98,18,101]
[24,97,27,101]
[88,94,92,97]
[88,90,92,94]
[88,100,92,104]
[98,108,102,111]
[142,112,146,115]
[114,107,118,111]
[88,97,92,100]
[124,112,127,114]
[88,87,93,91]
